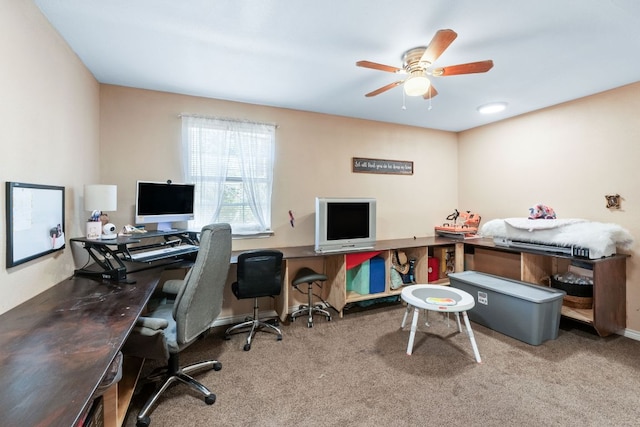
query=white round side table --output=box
[400,284,481,363]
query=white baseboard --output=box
[212,309,640,343]
[211,303,327,328]
[620,328,640,341]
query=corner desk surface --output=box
[0,270,160,427]
[2,235,626,425]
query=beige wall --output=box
[0,0,100,314]
[98,86,458,321]
[99,85,458,251]
[3,1,639,335]
[458,82,640,331]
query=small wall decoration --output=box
[605,194,621,210]
[352,157,413,175]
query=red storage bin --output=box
[428,257,439,282]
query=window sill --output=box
[232,231,274,240]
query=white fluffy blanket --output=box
[480,218,633,258]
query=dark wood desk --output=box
[0,270,160,427]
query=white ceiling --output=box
[34,0,640,132]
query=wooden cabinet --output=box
[276,237,627,336]
[319,237,458,316]
[464,239,627,337]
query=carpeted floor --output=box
[123,302,640,426]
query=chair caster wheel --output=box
[136,416,151,427]
[277,334,283,341]
[205,394,216,405]
[223,335,231,340]
[213,361,222,371]
[307,322,313,328]
[243,343,251,351]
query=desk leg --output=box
[102,385,118,427]
[406,307,419,356]
[462,311,482,363]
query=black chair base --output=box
[136,354,221,427]
[224,298,282,351]
[291,268,331,328]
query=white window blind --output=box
[181,115,276,235]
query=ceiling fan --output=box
[356,29,494,99]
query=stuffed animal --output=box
[528,204,556,219]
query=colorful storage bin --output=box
[346,260,370,294]
[369,256,385,293]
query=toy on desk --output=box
[528,203,556,219]
[434,209,482,239]
[102,223,118,240]
[122,224,147,235]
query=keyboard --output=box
[129,244,199,262]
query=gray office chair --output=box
[122,223,232,427]
[224,250,284,351]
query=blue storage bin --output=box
[347,260,370,294]
[369,256,385,293]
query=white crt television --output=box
[314,197,377,253]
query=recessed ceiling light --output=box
[477,102,507,114]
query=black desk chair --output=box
[122,223,232,427]
[225,250,284,351]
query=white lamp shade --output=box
[404,74,431,96]
[84,184,117,211]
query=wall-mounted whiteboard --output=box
[5,182,65,268]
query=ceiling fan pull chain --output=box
[401,90,407,110]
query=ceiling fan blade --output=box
[356,60,403,73]
[365,81,403,97]
[422,85,438,99]
[420,29,458,64]
[432,60,494,76]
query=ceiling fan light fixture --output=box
[404,74,430,96]
[477,102,507,114]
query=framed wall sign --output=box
[352,157,413,175]
[5,181,65,267]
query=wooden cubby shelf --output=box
[274,236,627,336]
[463,238,627,337]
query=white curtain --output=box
[181,115,275,234]
[236,121,275,234]
[182,115,229,226]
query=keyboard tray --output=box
[129,244,199,263]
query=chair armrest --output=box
[162,279,184,295]
[124,317,170,360]
[135,316,169,331]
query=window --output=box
[181,115,276,236]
